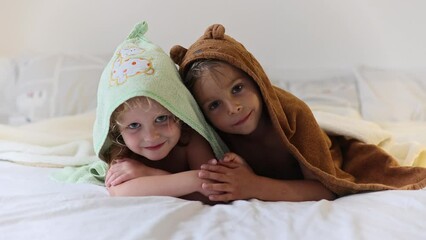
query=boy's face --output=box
[192,62,263,135]
[118,98,181,161]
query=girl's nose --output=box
[142,127,159,142]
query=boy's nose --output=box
[227,101,243,115]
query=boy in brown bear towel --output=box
[170,24,426,202]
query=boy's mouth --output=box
[232,111,252,126]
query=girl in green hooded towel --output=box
[93,21,228,204]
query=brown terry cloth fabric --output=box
[170,24,426,196]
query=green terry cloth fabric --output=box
[93,21,228,161]
[51,160,108,186]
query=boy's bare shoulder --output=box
[226,126,303,179]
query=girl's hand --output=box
[198,152,258,202]
[197,177,223,197]
[105,158,150,187]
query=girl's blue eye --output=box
[208,101,220,111]
[128,122,140,129]
[155,115,169,123]
[232,84,243,94]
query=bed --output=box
[1,53,426,240]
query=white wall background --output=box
[1,0,426,76]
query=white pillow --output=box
[355,66,426,122]
[0,58,17,123]
[283,73,361,116]
[13,54,108,124]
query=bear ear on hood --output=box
[203,24,225,40]
[170,45,187,66]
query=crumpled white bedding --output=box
[0,111,98,167]
[1,109,426,240]
[1,160,426,240]
[313,110,426,167]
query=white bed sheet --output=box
[1,160,426,240]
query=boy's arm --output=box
[244,176,336,202]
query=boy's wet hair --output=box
[184,59,258,95]
[184,59,223,91]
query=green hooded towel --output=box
[94,21,227,163]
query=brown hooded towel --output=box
[170,24,426,196]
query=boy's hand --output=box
[197,152,258,202]
[221,152,247,165]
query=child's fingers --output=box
[110,174,128,186]
[105,177,111,188]
[217,161,240,169]
[106,165,129,187]
[222,152,244,164]
[105,171,116,187]
[206,157,239,168]
[200,164,230,173]
[105,167,117,185]
[222,153,234,162]
[202,182,232,193]
[207,159,218,165]
[198,170,229,182]
[105,164,121,186]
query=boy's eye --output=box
[155,115,169,123]
[128,122,140,129]
[208,101,220,111]
[232,84,243,94]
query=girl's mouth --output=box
[144,142,165,150]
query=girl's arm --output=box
[107,131,220,203]
[107,160,219,204]
[107,170,210,197]
[199,153,336,202]
[105,158,170,187]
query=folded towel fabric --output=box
[52,160,108,186]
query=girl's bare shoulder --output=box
[183,128,216,169]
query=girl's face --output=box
[192,62,263,135]
[118,98,181,161]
